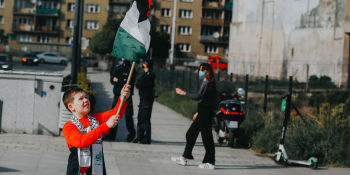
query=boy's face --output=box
[68,92,90,116]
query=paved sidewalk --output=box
[0,69,349,175]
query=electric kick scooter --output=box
[274,76,318,169]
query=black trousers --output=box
[183,105,215,165]
[136,101,153,142]
[104,96,135,141]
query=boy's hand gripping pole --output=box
[116,61,136,119]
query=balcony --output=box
[201,18,224,25]
[200,35,229,44]
[202,1,224,9]
[36,8,59,16]
[225,2,233,10]
[13,7,35,15]
[110,0,132,5]
[13,24,59,35]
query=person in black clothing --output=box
[133,59,155,144]
[106,58,136,142]
[172,63,217,170]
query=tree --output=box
[89,19,122,56]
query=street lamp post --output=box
[71,0,84,84]
[169,0,177,68]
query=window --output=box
[178,43,191,52]
[0,16,3,24]
[19,34,32,42]
[85,21,99,30]
[205,45,218,54]
[202,9,221,19]
[181,0,194,2]
[86,4,100,13]
[113,6,127,13]
[223,27,229,37]
[45,53,56,57]
[201,26,220,36]
[38,35,50,43]
[224,46,228,55]
[38,1,59,9]
[179,9,193,18]
[160,25,170,34]
[65,37,72,44]
[16,17,33,25]
[161,8,171,17]
[178,26,192,35]
[0,0,4,8]
[66,19,73,29]
[68,3,75,11]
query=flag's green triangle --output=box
[112,27,146,62]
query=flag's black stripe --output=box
[136,0,150,22]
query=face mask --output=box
[199,71,206,79]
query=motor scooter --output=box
[214,89,245,147]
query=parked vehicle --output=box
[208,55,228,71]
[0,53,13,70]
[22,53,39,65]
[214,88,245,147]
[37,52,68,65]
[81,56,98,67]
[184,59,207,69]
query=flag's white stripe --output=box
[120,1,151,51]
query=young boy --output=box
[62,85,130,175]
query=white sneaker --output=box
[171,156,187,166]
[198,163,215,170]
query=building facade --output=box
[155,0,232,60]
[60,0,110,55]
[0,0,14,51]
[0,0,124,57]
[229,0,349,87]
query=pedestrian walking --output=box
[172,63,218,170]
[106,58,136,142]
[133,59,155,144]
[62,85,130,175]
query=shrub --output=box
[250,113,283,153]
[239,110,265,147]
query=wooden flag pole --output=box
[116,61,136,119]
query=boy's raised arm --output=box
[63,121,110,148]
[90,96,128,123]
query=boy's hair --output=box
[63,87,85,112]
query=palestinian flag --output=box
[112,0,152,62]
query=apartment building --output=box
[0,0,14,50]
[109,0,131,19]
[155,0,232,59]
[201,0,231,58]
[0,0,119,57]
[60,0,109,54]
[11,0,62,53]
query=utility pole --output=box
[71,0,84,84]
[169,0,177,68]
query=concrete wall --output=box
[229,0,347,85]
[0,71,63,135]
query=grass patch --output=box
[155,86,197,119]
